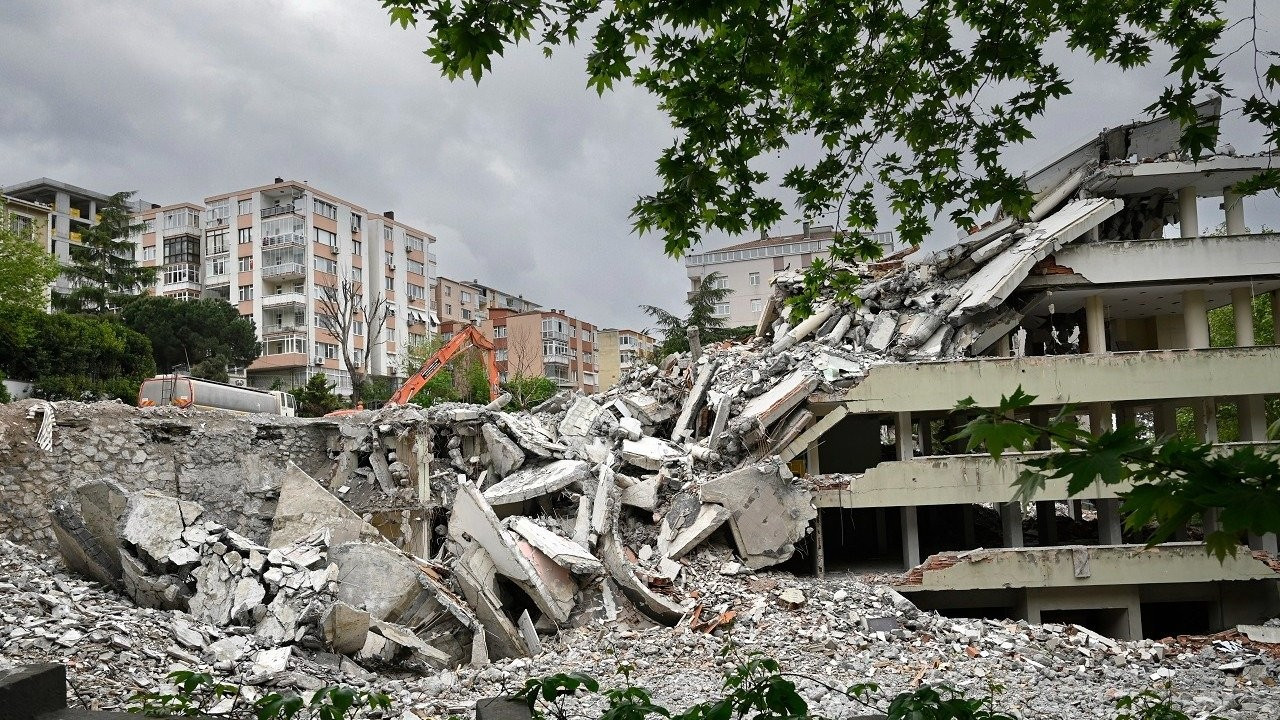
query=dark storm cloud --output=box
[1,1,1276,330]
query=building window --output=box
[313,199,338,220]
[462,309,472,320]
[407,283,425,301]
[164,236,200,265]
[713,302,730,317]
[496,349,508,362]
[353,320,364,336]
[444,286,452,297]
[142,246,156,262]
[162,264,199,285]
[352,239,362,256]
[206,230,229,255]
[385,275,395,291]
[313,255,338,275]
[445,303,452,315]
[238,256,253,272]
[319,342,338,359]
[383,226,393,242]
[713,276,728,290]
[751,298,763,313]
[494,326,507,338]
[142,219,155,234]
[351,214,362,233]
[406,259,424,275]
[238,284,254,302]
[207,201,230,226]
[461,290,472,303]
[237,227,252,244]
[209,257,229,276]
[316,228,338,247]
[238,199,253,215]
[749,271,760,286]
[406,235,424,253]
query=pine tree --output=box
[55,191,155,314]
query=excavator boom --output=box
[388,325,500,406]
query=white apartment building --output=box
[134,179,438,393]
[684,225,894,327]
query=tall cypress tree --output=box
[55,190,155,314]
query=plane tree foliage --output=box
[382,0,1280,311]
[0,204,61,312]
[953,387,1280,559]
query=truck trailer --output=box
[138,375,296,416]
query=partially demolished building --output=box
[10,101,1280,681]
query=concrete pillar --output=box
[1089,402,1113,435]
[1224,189,1246,235]
[901,506,921,569]
[1179,187,1199,238]
[999,502,1024,548]
[1231,288,1268,441]
[806,442,821,475]
[812,511,826,577]
[895,412,914,460]
[1193,399,1218,444]
[1153,402,1179,441]
[1036,501,1058,545]
[1247,531,1279,555]
[1183,290,1210,349]
[962,505,976,547]
[1233,287,1255,346]
[1097,499,1124,545]
[919,418,934,456]
[1085,295,1107,353]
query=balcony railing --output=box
[261,292,308,308]
[162,224,201,238]
[204,269,230,285]
[544,353,571,365]
[542,331,569,342]
[262,323,308,337]
[261,204,301,219]
[261,232,307,249]
[262,262,306,279]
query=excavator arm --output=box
[389,325,500,405]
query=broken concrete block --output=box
[269,462,381,549]
[618,416,643,441]
[482,460,592,506]
[189,553,236,624]
[329,542,424,622]
[598,530,684,624]
[120,490,204,569]
[619,393,678,426]
[451,543,527,660]
[481,424,525,479]
[75,478,130,573]
[365,619,451,668]
[863,311,899,352]
[518,609,542,656]
[699,464,817,570]
[657,503,731,561]
[620,478,659,512]
[506,518,603,575]
[620,437,683,471]
[255,593,300,646]
[515,540,577,621]
[731,371,818,442]
[49,500,119,586]
[557,397,606,443]
[322,602,371,654]
[671,361,717,441]
[248,646,292,680]
[229,577,266,624]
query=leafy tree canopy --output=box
[0,205,60,312]
[642,270,738,356]
[119,295,261,382]
[503,374,558,410]
[291,373,347,417]
[383,0,1279,311]
[54,191,155,314]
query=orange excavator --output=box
[325,325,500,417]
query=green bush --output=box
[0,369,11,403]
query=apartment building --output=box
[1,178,148,296]
[3,194,54,249]
[684,225,894,327]
[596,328,656,389]
[434,276,540,326]
[133,179,438,393]
[771,101,1280,639]
[480,307,599,393]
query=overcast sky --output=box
[1,1,1276,331]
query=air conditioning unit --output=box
[314,357,324,366]
[231,378,247,387]
[388,263,396,270]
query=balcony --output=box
[162,223,201,239]
[542,331,569,342]
[543,353,571,365]
[262,262,306,280]
[204,268,230,286]
[262,232,307,249]
[262,323,309,338]
[261,292,308,309]
[261,204,301,219]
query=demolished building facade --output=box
[2,100,1279,692]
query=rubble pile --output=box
[5,539,1278,720]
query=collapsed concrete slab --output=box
[451,542,530,659]
[482,460,592,506]
[730,371,819,444]
[699,463,816,569]
[120,490,204,569]
[657,503,730,561]
[620,436,683,471]
[481,423,525,478]
[506,517,604,575]
[329,541,424,622]
[269,462,381,549]
[598,529,685,624]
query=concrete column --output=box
[1231,288,1268,441]
[999,502,1024,548]
[1179,187,1199,238]
[1097,499,1124,545]
[812,511,826,577]
[806,442,821,475]
[1224,189,1246,235]
[1153,402,1179,441]
[1233,287,1256,346]
[1085,295,1107,353]
[901,506,921,569]
[919,418,934,456]
[895,412,914,460]
[1183,290,1210,349]
[1089,402,1113,435]
[1036,501,1058,545]
[1247,531,1279,555]
[1193,399,1219,444]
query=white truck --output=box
[138,375,296,416]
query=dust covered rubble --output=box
[6,538,1279,720]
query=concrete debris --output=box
[699,462,817,569]
[482,460,592,506]
[270,462,381,549]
